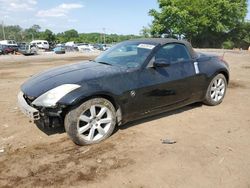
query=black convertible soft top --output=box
[130,38,197,59]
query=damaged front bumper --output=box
[18,92,64,128]
[18,92,40,121]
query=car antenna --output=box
[221,51,226,60]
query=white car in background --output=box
[0,40,18,47]
[77,43,95,52]
[65,41,76,47]
[30,40,49,50]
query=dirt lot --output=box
[0,51,250,188]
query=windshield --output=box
[95,41,157,68]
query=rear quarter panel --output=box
[197,55,229,99]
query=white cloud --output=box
[0,0,37,11]
[58,3,83,10]
[36,3,83,18]
[67,18,78,23]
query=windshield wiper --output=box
[90,59,112,66]
[96,61,112,66]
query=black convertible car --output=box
[18,38,229,145]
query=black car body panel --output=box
[21,61,124,97]
[20,38,229,124]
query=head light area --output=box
[32,84,81,107]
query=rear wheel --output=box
[204,74,227,106]
[65,98,116,145]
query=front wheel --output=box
[203,74,227,106]
[65,98,116,145]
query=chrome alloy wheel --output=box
[77,105,113,141]
[210,77,226,102]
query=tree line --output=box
[141,0,250,49]
[0,24,140,44]
[1,0,249,49]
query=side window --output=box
[155,43,191,64]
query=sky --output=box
[0,0,249,35]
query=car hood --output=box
[21,61,122,97]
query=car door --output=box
[135,43,196,114]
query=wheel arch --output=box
[62,92,123,126]
[207,67,229,84]
[218,70,229,84]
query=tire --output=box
[65,98,116,145]
[204,74,227,106]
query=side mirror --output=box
[153,58,171,67]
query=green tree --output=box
[24,24,42,41]
[1,23,142,44]
[140,26,151,38]
[229,21,250,49]
[39,29,56,42]
[0,25,22,41]
[64,29,79,40]
[149,0,247,47]
[31,24,41,33]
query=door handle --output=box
[193,62,200,74]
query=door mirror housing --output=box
[153,58,171,67]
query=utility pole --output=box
[2,20,6,40]
[103,28,106,44]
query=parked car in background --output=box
[0,44,3,55]
[18,38,229,146]
[18,44,38,56]
[77,43,95,52]
[93,44,111,51]
[30,40,49,50]
[54,44,66,54]
[0,40,18,52]
[1,44,15,54]
[17,42,27,48]
[65,41,78,52]
[0,40,18,47]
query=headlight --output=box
[32,84,81,107]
